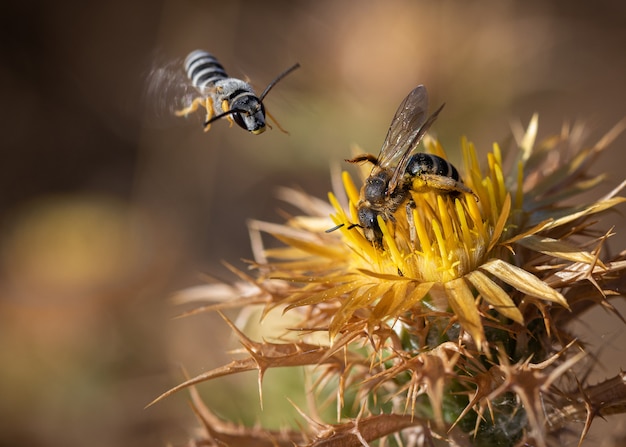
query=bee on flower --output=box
[338,85,476,246]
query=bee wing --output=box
[386,101,445,195]
[143,56,208,126]
[376,85,430,170]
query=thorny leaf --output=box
[186,372,308,447]
[185,374,437,447]
[367,343,460,429]
[305,414,430,447]
[546,371,626,446]
[147,313,356,408]
[484,344,585,447]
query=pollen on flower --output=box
[332,136,511,278]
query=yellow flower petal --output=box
[444,278,485,348]
[284,281,361,309]
[480,259,568,308]
[531,197,626,229]
[465,270,523,324]
[516,235,597,265]
[488,193,511,252]
[391,281,435,315]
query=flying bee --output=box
[344,85,476,246]
[174,50,300,134]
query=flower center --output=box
[397,192,490,283]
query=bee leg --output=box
[175,97,206,117]
[266,109,289,134]
[405,199,417,245]
[202,97,215,132]
[221,100,235,128]
[420,174,479,201]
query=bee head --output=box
[323,206,383,247]
[358,206,383,245]
[205,98,266,134]
[230,96,266,134]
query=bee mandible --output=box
[346,85,476,246]
[175,50,300,134]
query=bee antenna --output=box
[346,154,379,166]
[325,223,344,233]
[258,63,301,102]
[347,223,362,230]
[204,108,245,126]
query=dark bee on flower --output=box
[346,85,476,245]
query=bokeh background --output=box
[1,0,625,446]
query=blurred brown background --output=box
[1,1,625,446]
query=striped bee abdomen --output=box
[406,153,461,181]
[184,50,228,90]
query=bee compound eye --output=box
[232,112,247,130]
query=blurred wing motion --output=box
[142,56,204,127]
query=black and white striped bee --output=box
[173,50,299,134]
[345,85,476,246]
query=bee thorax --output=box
[363,172,391,203]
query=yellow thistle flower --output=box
[267,115,624,352]
[154,116,626,447]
